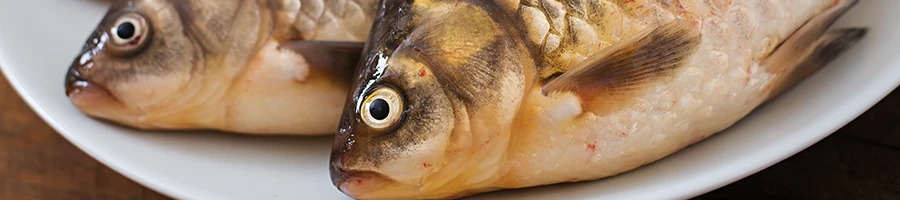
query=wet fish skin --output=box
[330,0,865,199]
[65,0,378,135]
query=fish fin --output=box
[762,0,866,99]
[277,40,365,83]
[541,19,701,101]
[765,28,867,99]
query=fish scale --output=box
[500,0,834,188]
[271,0,378,41]
[518,0,670,78]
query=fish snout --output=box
[66,29,111,98]
[329,114,356,182]
[331,140,390,198]
[64,58,121,116]
[65,66,87,97]
[65,59,108,97]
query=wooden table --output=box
[1,72,897,199]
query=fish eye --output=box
[108,12,151,56]
[361,87,404,129]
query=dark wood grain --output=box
[697,87,900,200]
[0,68,897,199]
[0,72,170,200]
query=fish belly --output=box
[500,0,833,188]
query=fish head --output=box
[328,52,457,198]
[328,15,457,200]
[330,0,530,198]
[64,0,265,129]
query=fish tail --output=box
[761,0,867,100]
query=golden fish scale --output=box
[518,0,671,77]
[498,0,834,188]
[272,0,378,41]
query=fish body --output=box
[330,0,866,199]
[65,0,378,135]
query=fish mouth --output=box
[330,161,391,198]
[64,67,111,99]
[65,67,90,97]
[65,65,147,129]
[64,64,124,117]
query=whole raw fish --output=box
[65,0,378,135]
[330,0,866,199]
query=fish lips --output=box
[65,65,98,96]
[65,61,118,112]
[65,66,86,97]
[64,43,121,117]
[64,54,110,99]
[330,161,391,198]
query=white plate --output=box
[1,1,898,199]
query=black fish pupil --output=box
[116,22,136,39]
[369,99,390,121]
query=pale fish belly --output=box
[499,0,834,188]
[272,0,378,41]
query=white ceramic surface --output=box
[0,0,897,199]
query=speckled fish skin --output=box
[330,0,865,199]
[65,0,379,135]
[508,0,833,186]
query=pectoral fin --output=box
[762,0,866,99]
[277,40,365,83]
[542,19,701,102]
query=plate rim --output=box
[4,53,898,200]
[1,5,899,199]
[673,79,900,199]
